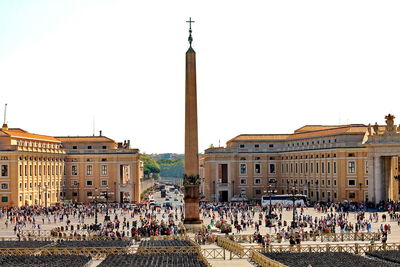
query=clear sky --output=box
[1,0,400,154]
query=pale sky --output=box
[1,0,400,154]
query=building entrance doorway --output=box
[219,191,228,202]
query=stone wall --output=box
[140,178,155,194]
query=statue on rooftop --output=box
[384,114,397,134]
[373,122,379,135]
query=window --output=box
[348,179,356,186]
[327,162,330,173]
[300,163,303,173]
[349,192,355,199]
[348,153,355,157]
[240,157,246,160]
[0,165,8,177]
[269,163,276,174]
[73,146,77,149]
[365,161,368,174]
[72,192,78,197]
[1,196,8,202]
[348,161,356,174]
[87,192,92,197]
[72,180,78,186]
[240,164,247,175]
[310,163,314,173]
[327,180,331,186]
[269,144,274,148]
[1,183,8,190]
[254,144,259,148]
[316,162,319,173]
[254,163,261,174]
[29,165,32,176]
[101,158,107,162]
[333,162,337,174]
[254,157,260,160]
[101,165,108,176]
[86,180,93,186]
[101,180,108,186]
[254,178,261,185]
[86,165,93,176]
[334,192,337,198]
[295,163,298,174]
[321,162,325,173]
[102,146,107,149]
[305,163,308,173]
[239,144,245,148]
[366,179,369,186]
[255,189,262,195]
[322,192,325,198]
[87,146,92,149]
[321,180,325,185]
[19,165,22,177]
[240,178,247,185]
[71,165,78,176]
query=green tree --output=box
[140,154,160,179]
[157,158,184,178]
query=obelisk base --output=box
[183,185,203,232]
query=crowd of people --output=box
[0,189,399,246]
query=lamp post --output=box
[38,184,41,206]
[291,185,297,228]
[44,184,48,208]
[94,187,98,225]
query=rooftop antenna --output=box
[3,103,7,125]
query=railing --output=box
[223,232,381,243]
[250,249,289,267]
[259,243,400,255]
[217,236,246,259]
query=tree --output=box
[140,154,160,179]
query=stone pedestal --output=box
[184,184,203,226]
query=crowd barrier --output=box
[224,232,381,243]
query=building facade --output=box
[0,123,140,207]
[201,117,400,204]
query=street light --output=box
[265,183,277,218]
[44,184,48,208]
[94,187,98,225]
[291,184,298,229]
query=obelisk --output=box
[183,18,202,229]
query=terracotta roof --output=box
[294,125,346,133]
[227,125,368,143]
[287,125,367,140]
[0,128,60,142]
[228,134,289,143]
[56,136,116,143]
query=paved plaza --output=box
[0,187,399,267]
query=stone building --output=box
[201,115,400,204]
[0,123,140,207]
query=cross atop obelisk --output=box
[186,17,195,46]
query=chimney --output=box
[127,140,131,148]
[99,130,102,136]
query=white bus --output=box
[261,194,307,207]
